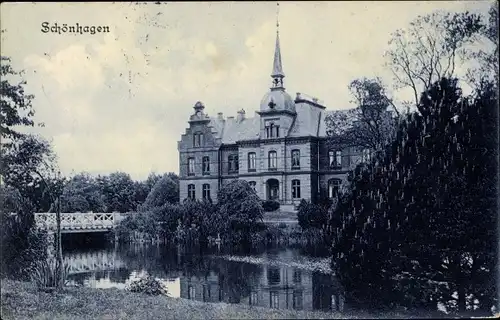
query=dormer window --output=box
[193,132,204,147]
[265,122,280,138]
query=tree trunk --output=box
[56,196,63,289]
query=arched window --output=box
[202,156,210,175]
[292,179,301,199]
[188,157,195,176]
[193,132,204,147]
[188,184,196,200]
[291,149,300,169]
[268,151,277,170]
[249,181,256,192]
[248,152,256,172]
[328,179,342,198]
[202,184,211,200]
[228,154,239,173]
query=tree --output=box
[385,11,484,106]
[97,172,137,213]
[60,173,106,213]
[330,77,498,315]
[466,3,499,87]
[140,174,179,210]
[1,56,35,141]
[325,77,399,156]
[217,180,264,245]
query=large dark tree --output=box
[330,77,497,315]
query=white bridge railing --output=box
[35,212,120,232]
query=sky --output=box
[0,1,493,181]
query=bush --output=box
[0,188,48,280]
[31,258,70,291]
[262,200,280,212]
[127,275,168,296]
[297,199,328,230]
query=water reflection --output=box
[63,244,345,312]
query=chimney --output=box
[237,109,246,122]
[217,112,224,120]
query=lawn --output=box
[1,280,351,320]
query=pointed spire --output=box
[271,2,285,89]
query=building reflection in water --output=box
[64,246,345,313]
[179,263,345,312]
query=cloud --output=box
[0,1,493,180]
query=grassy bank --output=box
[1,280,350,320]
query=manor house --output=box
[178,25,370,210]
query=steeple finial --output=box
[271,2,285,89]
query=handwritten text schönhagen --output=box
[41,22,110,35]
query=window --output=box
[188,285,195,300]
[202,184,210,200]
[293,270,302,283]
[328,150,341,168]
[248,152,256,172]
[293,290,303,310]
[292,179,301,199]
[250,291,258,305]
[267,268,280,285]
[362,148,371,163]
[228,154,239,173]
[268,151,277,170]
[336,150,342,167]
[328,179,341,198]
[188,158,195,176]
[249,181,256,192]
[291,149,300,169]
[265,122,280,138]
[270,291,279,309]
[193,132,204,147]
[202,156,210,175]
[188,184,196,200]
[328,150,335,168]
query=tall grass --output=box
[31,258,70,291]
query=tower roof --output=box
[271,30,285,78]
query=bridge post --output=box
[46,230,56,261]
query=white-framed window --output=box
[268,151,277,170]
[193,132,204,147]
[328,179,341,198]
[202,184,210,200]
[188,184,196,200]
[265,122,280,138]
[202,156,210,175]
[292,179,301,199]
[291,149,300,169]
[188,157,195,176]
[248,152,256,172]
[228,154,239,173]
[336,150,342,167]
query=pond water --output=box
[62,242,346,313]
